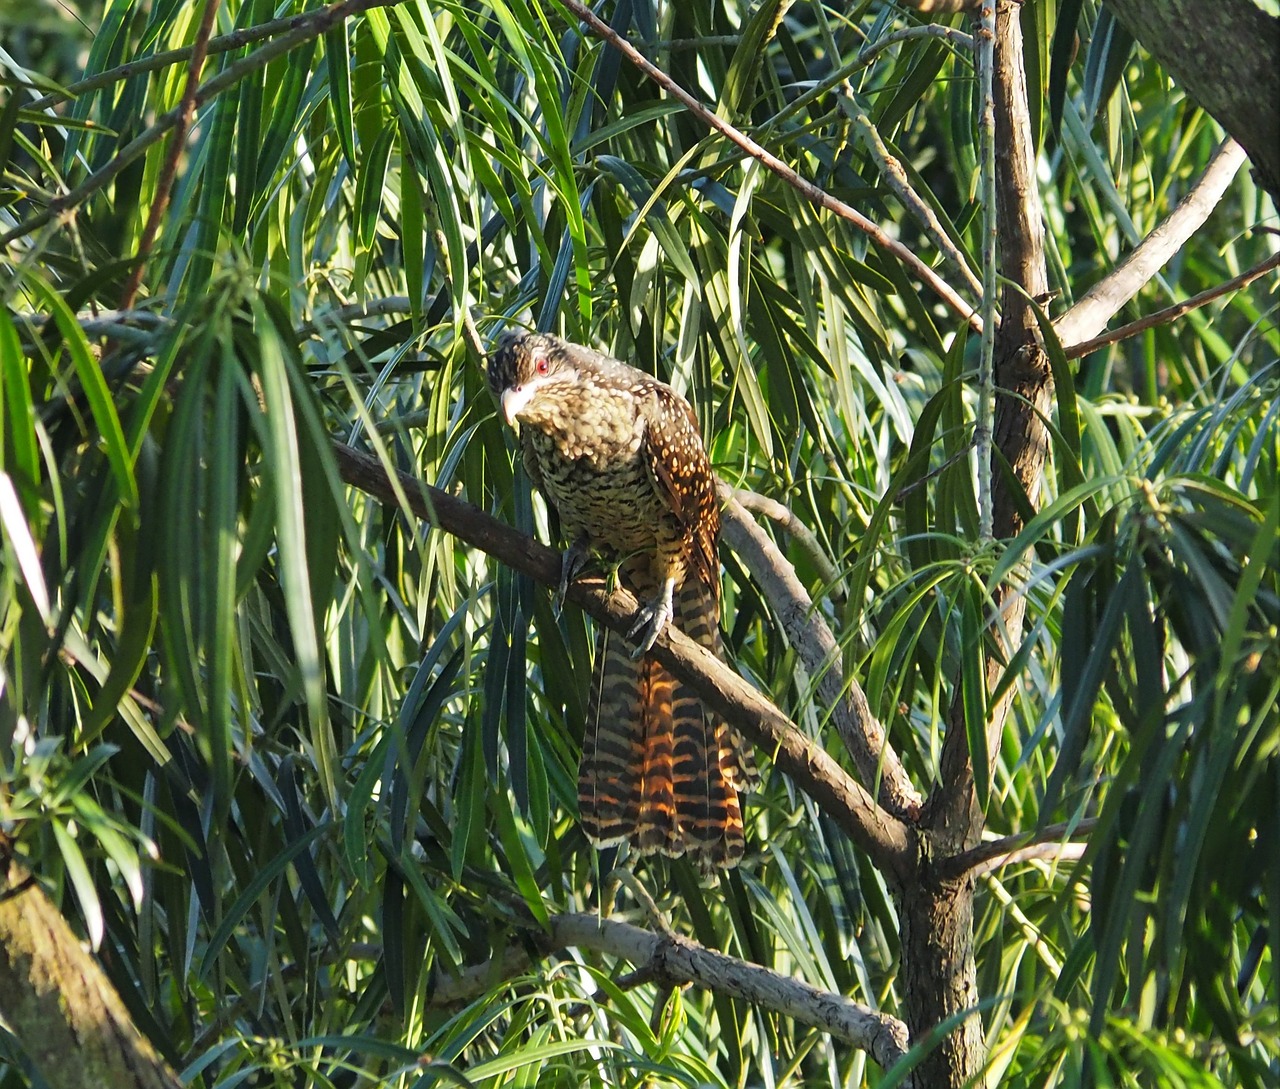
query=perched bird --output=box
[487,330,755,868]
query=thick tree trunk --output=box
[0,857,183,1089]
[1104,0,1280,203]
[899,873,984,1088]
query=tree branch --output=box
[332,442,915,883]
[432,913,911,1069]
[557,0,982,335]
[728,486,843,596]
[1062,249,1280,359]
[937,819,1098,880]
[1052,140,1248,347]
[719,489,923,821]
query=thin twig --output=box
[1062,250,1280,359]
[974,2,998,542]
[557,0,982,334]
[25,9,345,113]
[849,111,984,300]
[938,819,1098,880]
[857,24,975,67]
[117,0,221,310]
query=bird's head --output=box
[487,330,579,427]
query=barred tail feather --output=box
[579,628,682,855]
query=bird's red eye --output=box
[535,354,549,376]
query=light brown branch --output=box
[728,487,843,595]
[1062,250,1280,359]
[850,111,984,300]
[332,442,914,882]
[432,913,911,1068]
[557,0,982,334]
[720,490,923,822]
[938,819,1097,880]
[1053,140,1249,347]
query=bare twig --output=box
[850,111,984,300]
[1052,140,1249,347]
[974,3,999,541]
[720,489,923,821]
[431,913,911,1068]
[332,442,915,881]
[117,0,221,310]
[557,0,982,334]
[938,819,1098,880]
[1062,249,1280,359]
[25,9,350,113]
[857,24,975,66]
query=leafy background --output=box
[1,0,1276,1086]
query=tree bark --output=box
[898,873,983,1086]
[1104,0,1280,203]
[0,857,183,1089]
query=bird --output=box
[487,330,755,868]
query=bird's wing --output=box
[639,386,720,590]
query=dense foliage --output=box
[0,0,1276,1086]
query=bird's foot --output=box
[627,578,676,658]
[553,538,591,619]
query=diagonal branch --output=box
[1052,139,1248,347]
[937,819,1098,880]
[431,913,910,1068]
[332,441,915,884]
[556,0,982,334]
[720,489,923,821]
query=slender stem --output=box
[975,2,999,541]
[1062,251,1280,358]
[851,110,984,299]
[24,11,333,113]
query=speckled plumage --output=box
[488,330,754,868]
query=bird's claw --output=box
[552,539,591,619]
[627,598,673,659]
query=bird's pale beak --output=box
[500,385,535,426]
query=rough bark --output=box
[0,858,183,1089]
[1103,0,1280,203]
[898,873,982,1087]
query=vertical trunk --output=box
[899,872,984,1089]
[903,7,1052,1086]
